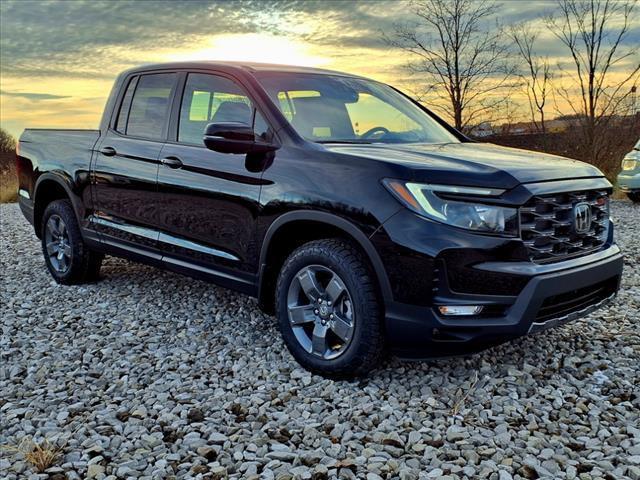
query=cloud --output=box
[1,0,636,79]
[0,0,637,138]
[0,1,415,78]
[0,90,71,101]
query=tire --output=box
[275,238,385,378]
[41,199,104,284]
[627,191,640,203]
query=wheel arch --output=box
[33,174,82,238]
[257,211,392,314]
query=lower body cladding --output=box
[385,247,623,358]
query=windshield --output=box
[256,72,459,144]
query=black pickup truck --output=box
[16,61,623,377]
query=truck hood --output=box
[326,142,604,189]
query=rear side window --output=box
[115,77,137,133]
[124,73,176,140]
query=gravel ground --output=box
[1,201,639,480]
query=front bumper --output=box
[617,171,640,192]
[385,244,623,358]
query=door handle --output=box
[99,146,117,157]
[161,156,183,169]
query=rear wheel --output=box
[41,200,104,284]
[276,239,384,378]
[627,191,640,203]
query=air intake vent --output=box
[520,189,609,263]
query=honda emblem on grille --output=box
[573,202,592,234]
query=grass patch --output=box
[0,168,18,203]
[450,371,479,417]
[4,438,62,473]
[23,439,62,472]
[0,149,17,203]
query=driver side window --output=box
[179,73,269,144]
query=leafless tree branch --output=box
[385,0,514,131]
[545,0,640,163]
[508,24,552,133]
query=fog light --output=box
[438,305,484,316]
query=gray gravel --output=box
[1,201,639,480]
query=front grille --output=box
[535,277,618,322]
[520,189,609,263]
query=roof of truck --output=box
[122,61,364,78]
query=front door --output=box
[156,72,274,288]
[92,72,178,256]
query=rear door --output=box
[92,72,178,257]
[156,71,274,289]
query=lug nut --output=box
[318,299,323,304]
[327,301,332,306]
[329,314,334,319]
[314,309,319,315]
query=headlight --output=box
[622,158,637,171]
[383,180,518,235]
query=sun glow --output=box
[162,33,331,67]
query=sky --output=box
[1,0,638,139]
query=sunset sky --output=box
[1,0,638,139]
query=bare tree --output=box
[508,24,552,134]
[387,0,514,131]
[0,128,16,153]
[546,0,639,168]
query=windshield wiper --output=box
[315,139,373,144]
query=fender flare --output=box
[33,172,85,233]
[258,210,393,302]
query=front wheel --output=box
[627,191,640,203]
[41,199,103,284]
[275,239,385,378]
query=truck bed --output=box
[17,129,101,207]
[20,128,100,149]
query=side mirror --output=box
[203,122,278,154]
